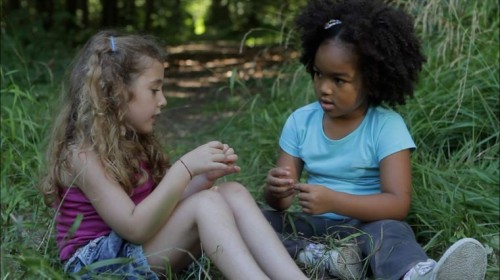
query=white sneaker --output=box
[404,238,487,280]
[297,243,363,280]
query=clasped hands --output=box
[180,141,241,182]
[266,167,331,215]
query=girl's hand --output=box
[265,167,296,199]
[181,141,239,178]
[202,143,241,182]
[294,183,331,215]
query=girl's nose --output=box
[318,79,333,95]
[158,93,167,107]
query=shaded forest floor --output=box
[158,41,298,147]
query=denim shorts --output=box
[63,231,159,280]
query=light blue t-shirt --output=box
[279,102,416,220]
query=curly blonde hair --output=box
[40,30,170,206]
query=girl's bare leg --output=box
[216,182,308,280]
[143,189,269,280]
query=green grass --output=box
[1,0,498,279]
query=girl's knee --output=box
[364,219,409,230]
[215,181,250,197]
[360,219,415,240]
[193,188,226,206]
[380,220,413,233]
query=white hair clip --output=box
[324,19,342,29]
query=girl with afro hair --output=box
[263,0,488,279]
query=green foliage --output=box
[1,69,60,279]
[1,32,66,279]
[1,0,307,46]
[1,0,498,279]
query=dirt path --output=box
[159,41,297,145]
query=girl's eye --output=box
[334,78,345,85]
[312,69,322,78]
[151,89,160,94]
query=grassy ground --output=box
[1,0,499,279]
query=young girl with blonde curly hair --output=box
[40,30,308,280]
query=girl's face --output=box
[125,58,166,134]
[313,39,366,120]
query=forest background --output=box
[1,0,499,279]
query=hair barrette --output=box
[324,19,342,29]
[110,36,116,52]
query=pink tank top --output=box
[55,176,155,261]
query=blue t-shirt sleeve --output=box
[279,114,301,157]
[376,114,416,162]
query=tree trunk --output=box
[101,0,118,27]
[66,0,78,30]
[5,0,21,12]
[79,0,89,28]
[144,0,154,31]
[36,0,54,30]
[206,0,231,30]
[123,0,136,26]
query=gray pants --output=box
[263,210,428,280]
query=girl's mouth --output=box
[320,99,335,110]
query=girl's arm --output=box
[264,149,304,211]
[72,141,235,244]
[181,175,214,198]
[295,149,412,221]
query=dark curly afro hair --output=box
[295,0,426,107]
